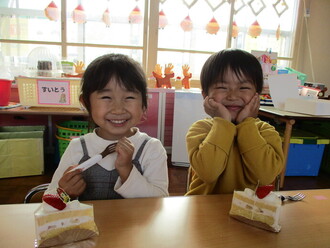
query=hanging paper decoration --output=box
[72,4,86,24]
[232,21,239,38]
[247,0,266,38]
[248,20,262,38]
[180,0,197,32]
[102,8,111,27]
[204,0,225,35]
[273,0,289,40]
[206,17,220,35]
[129,6,143,24]
[159,10,168,29]
[44,1,59,21]
[180,15,193,32]
[276,24,281,40]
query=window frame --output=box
[0,0,302,86]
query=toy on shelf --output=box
[182,64,192,89]
[152,63,174,88]
[62,60,85,78]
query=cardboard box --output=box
[284,98,330,116]
[0,126,45,178]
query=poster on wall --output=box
[37,79,71,105]
[252,50,278,94]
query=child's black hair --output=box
[200,49,264,94]
[80,53,148,114]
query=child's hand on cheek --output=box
[115,137,134,183]
[236,93,260,124]
[204,96,231,122]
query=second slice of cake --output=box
[229,186,281,232]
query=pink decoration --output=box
[206,17,220,35]
[72,4,86,24]
[159,10,168,29]
[102,8,111,27]
[44,1,59,21]
[129,6,143,24]
[180,15,193,32]
[248,20,262,38]
[232,21,239,38]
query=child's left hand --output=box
[115,137,135,183]
[236,93,260,123]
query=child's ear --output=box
[202,91,208,99]
[79,95,86,108]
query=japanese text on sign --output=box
[37,80,71,105]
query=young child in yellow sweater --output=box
[185,49,284,195]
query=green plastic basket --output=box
[56,120,89,157]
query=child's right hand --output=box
[203,96,231,122]
[58,165,86,198]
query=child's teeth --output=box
[111,120,125,124]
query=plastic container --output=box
[280,129,330,176]
[0,126,45,178]
[285,67,307,85]
[26,47,62,77]
[0,79,13,106]
[16,76,82,108]
[56,120,89,157]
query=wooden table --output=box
[1,189,330,248]
[259,106,330,189]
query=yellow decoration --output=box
[248,20,262,38]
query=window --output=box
[0,0,300,83]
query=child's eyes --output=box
[240,87,252,90]
[126,96,136,100]
[215,86,227,90]
[101,96,111,99]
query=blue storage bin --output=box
[285,144,326,176]
[280,128,329,176]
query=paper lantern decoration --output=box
[102,8,111,27]
[72,4,86,24]
[232,21,239,38]
[159,10,168,29]
[276,24,281,40]
[206,17,220,35]
[129,6,143,24]
[248,20,262,38]
[180,15,193,32]
[44,1,59,21]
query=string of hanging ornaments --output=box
[205,0,227,35]
[43,0,288,40]
[102,1,111,28]
[273,0,289,40]
[129,0,143,24]
[247,0,265,38]
[44,1,59,21]
[180,0,197,32]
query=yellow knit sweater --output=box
[185,117,284,195]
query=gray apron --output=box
[78,136,150,200]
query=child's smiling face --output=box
[89,78,145,140]
[207,68,257,122]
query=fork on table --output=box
[279,192,306,202]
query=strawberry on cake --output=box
[34,188,99,247]
[229,185,282,232]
